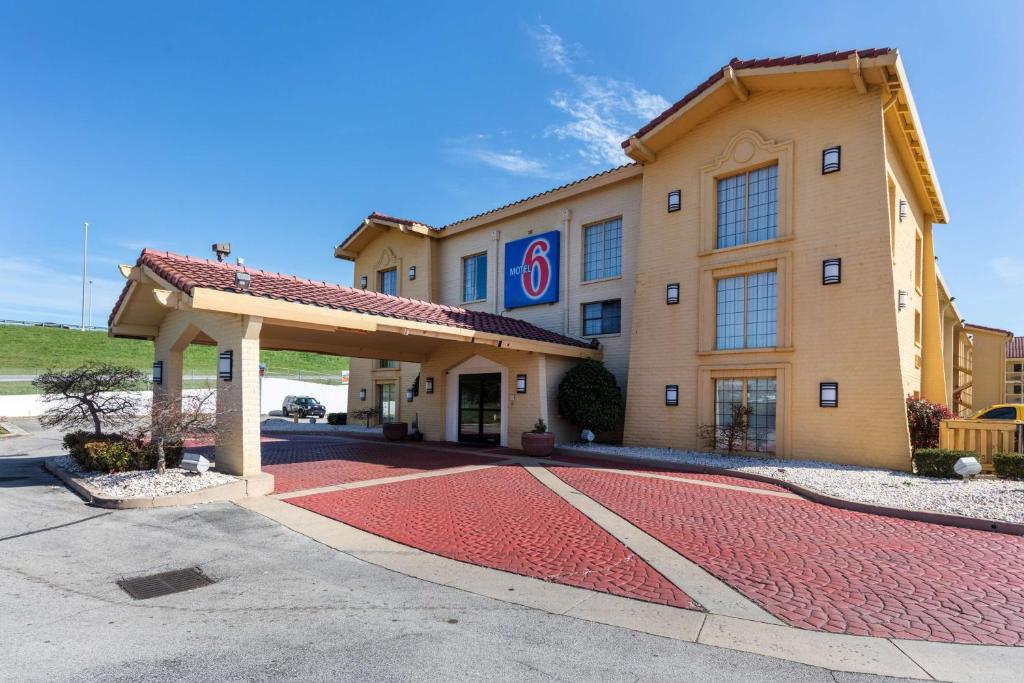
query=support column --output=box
[919,222,947,404]
[215,315,263,476]
[152,321,189,427]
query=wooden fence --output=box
[938,420,1022,468]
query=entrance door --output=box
[458,373,501,444]
[377,383,397,424]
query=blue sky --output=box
[1,1,1021,333]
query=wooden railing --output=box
[939,420,1023,468]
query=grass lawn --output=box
[0,325,349,378]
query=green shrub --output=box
[327,412,347,425]
[993,452,1024,480]
[557,360,625,433]
[83,440,137,473]
[906,396,955,450]
[62,430,183,472]
[912,448,974,478]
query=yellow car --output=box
[971,404,1024,421]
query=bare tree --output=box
[697,404,753,454]
[33,363,145,436]
[349,407,380,428]
[135,389,222,474]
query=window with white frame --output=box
[583,218,622,281]
[462,253,487,302]
[716,271,777,349]
[582,300,621,336]
[717,164,778,249]
[715,377,777,453]
[378,268,397,296]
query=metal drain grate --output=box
[118,567,214,600]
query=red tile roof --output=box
[364,211,438,231]
[966,322,1015,336]
[622,48,894,147]
[1008,337,1024,360]
[113,250,596,349]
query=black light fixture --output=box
[820,382,839,408]
[898,290,908,310]
[406,387,414,402]
[516,374,527,394]
[666,283,680,305]
[359,388,367,401]
[359,275,368,289]
[822,258,841,285]
[667,189,682,213]
[822,146,841,174]
[899,199,908,222]
[152,361,163,385]
[665,384,679,406]
[218,350,233,381]
[408,265,416,280]
[425,377,434,394]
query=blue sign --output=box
[504,231,560,309]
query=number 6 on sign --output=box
[504,230,560,309]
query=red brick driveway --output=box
[263,433,1024,646]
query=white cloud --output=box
[529,24,669,167]
[0,256,125,325]
[463,148,549,176]
[992,257,1024,288]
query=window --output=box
[379,268,397,296]
[376,359,397,369]
[1013,363,1022,373]
[716,271,777,349]
[717,165,778,249]
[582,300,621,336]
[979,407,1016,420]
[714,378,777,453]
[462,253,487,302]
[1012,384,1022,396]
[914,310,922,346]
[583,218,622,281]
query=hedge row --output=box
[911,448,975,478]
[993,452,1024,480]
[62,431,184,473]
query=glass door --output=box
[458,373,501,444]
[377,383,396,424]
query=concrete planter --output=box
[521,432,555,457]
[382,422,409,442]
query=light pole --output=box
[80,221,89,331]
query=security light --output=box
[152,361,163,385]
[666,283,680,305]
[234,271,251,291]
[820,382,838,407]
[899,199,909,221]
[218,350,233,382]
[212,243,231,262]
[822,258,841,285]
[822,146,841,174]
[665,385,679,406]
[425,377,434,394]
[408,265,416,280]
[667,190,682,213]
[954,456,981,482]
[898,290,908,310]
[180,452,211,474]
[359,275,368,289]
[516,374,527,393]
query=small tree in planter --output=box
[906,396,954,451]
[521,418,555,457]
[557,360,625,441]
[349,407,380,428]
[697,404,753,454]
[33,363,146,436]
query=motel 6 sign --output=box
[504,230,560,309]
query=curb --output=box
[0,420,29,438]
[43,458,274,509]
[553,446,1024,537]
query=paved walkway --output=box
[253,433,1024,679]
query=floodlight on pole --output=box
[81,221,89,331]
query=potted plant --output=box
[382,421,409,442]
[521,418,555,457]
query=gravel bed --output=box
[52,455,237,499]
[567,444,1024,524]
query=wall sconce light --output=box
[359,388,367,401]
[820,382,839,407]
[516,374,527,394]
[152,361,163,385]
[822,146,841,174]
[218,350,233,382]
[408,265,416,280]
[425,377,434,394]
[666,283,680,305]
[665,384,679,406]
[899,199,908,222]
[359,275,368,289]
[667,189,681,213]
[898,290,908,310]
[822,258,841,285]
[406,387,414,402]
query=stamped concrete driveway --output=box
[251,432,1024,679]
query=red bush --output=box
[906,396,955,450]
